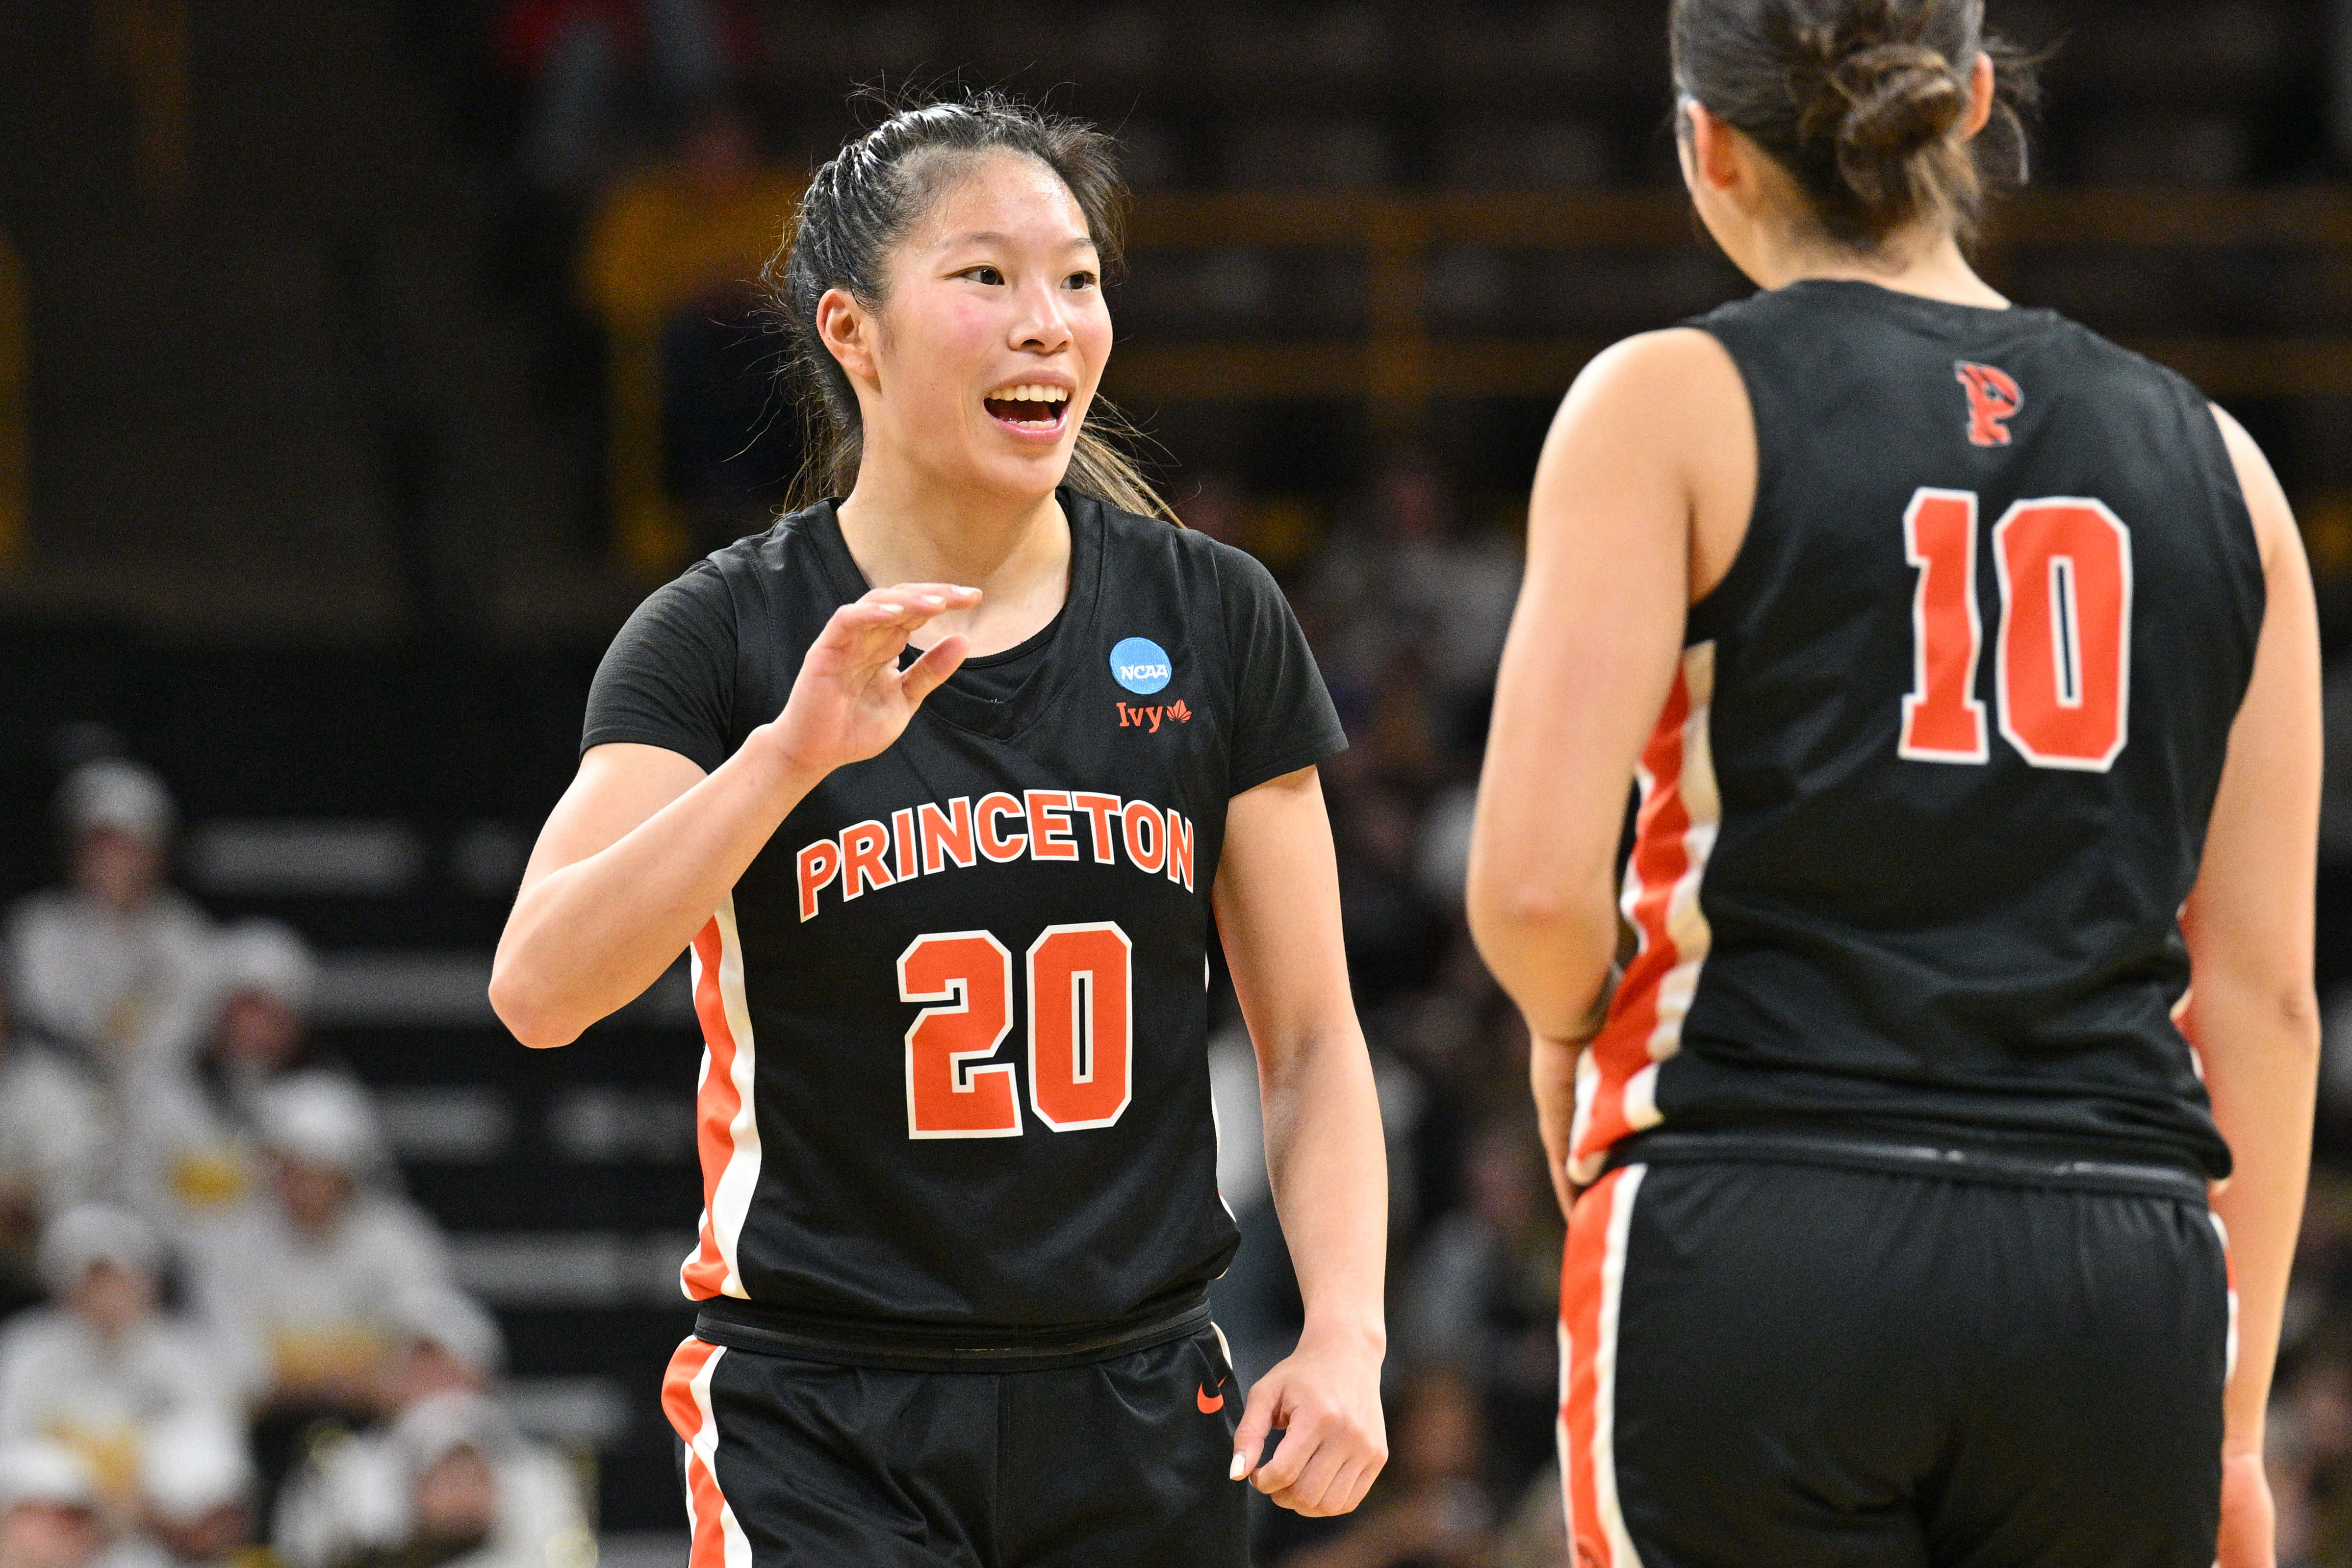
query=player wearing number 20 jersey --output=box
[583,489,1345,1345]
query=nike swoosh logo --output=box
[1197,1382,1225,1414]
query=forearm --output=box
[2201,975,2321,1454]
[1259,1024,1388,1349]
[492,731,820,1045]
[1466,885,1618,1042]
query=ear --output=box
[1962,51,1995,140]
[815,286,878,385]
[1684,101,1745,195]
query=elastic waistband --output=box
[1600,1130,2209,1202]
[693,1290,1213,1373]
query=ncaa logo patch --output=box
[1110,637,1173,695]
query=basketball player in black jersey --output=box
[488,95,1388,1566]
[1468,3,2319,1567]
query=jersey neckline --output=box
[804,489,1107,742]
[1774,278,2062,338]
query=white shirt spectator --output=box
[5,890,215,1086]
[0,1043,110,1223]
[8,760,215,1084]
[185,1192,453,1408]
[275,1394,588,1568]
[0,1315,229,1517]
[0,1210,232,1510]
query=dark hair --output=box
[1671,0,2040,251]
[767,91,1174,522]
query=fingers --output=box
[1276,1440,1351,1515]
[812,585,977,673]
[858,582,981,623]
[899,635,970,708]
[1230,1379,1279,1483]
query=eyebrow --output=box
[933,230,1099,252]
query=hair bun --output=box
[1827,43,1968,205]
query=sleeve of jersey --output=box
[1217,543,1349,795]
[579,562,738,775]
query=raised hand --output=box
[767,584,981,780]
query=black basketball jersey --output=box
[583,491,1346,1339]
[1573,280,2264,1187]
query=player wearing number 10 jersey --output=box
[492,95,1389,1567]
[1471,3,2320,1568]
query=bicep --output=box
[2187,409,2321,994]
[1212,767,1352,1043]
[517,743,708,900]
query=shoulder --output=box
[1542,327,1749,474]
[1572,326,1744,401]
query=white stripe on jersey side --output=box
[686,1346,753,1568]
[1592,1163,1647,1568]
[1606,643,1721,1141]
[1646,643,1719,1071]
[693,894,763,1300]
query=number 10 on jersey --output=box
[896,924,1133,1138]
[1900,487,2133,772]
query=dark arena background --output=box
[3,1,2352,1563]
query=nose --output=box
[1007,273,1074,354]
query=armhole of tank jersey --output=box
[1682,321,1770,644]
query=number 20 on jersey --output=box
[897,924,1132,1138]
[1900,488,2132,772]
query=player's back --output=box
[1572,278,2265,1185]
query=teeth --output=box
[986,383,1070,404]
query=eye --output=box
[1064,270,1099,291]
[958,265,1005,286]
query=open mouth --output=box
[983,382,1071,433]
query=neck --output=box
[1747,220,2009,309]
[834,456,1074,658]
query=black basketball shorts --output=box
[660,1324,1248,1568]
[1559,1150,2233,1568]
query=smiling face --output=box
[818,152,1110,509]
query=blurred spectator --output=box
[284,1393,588,1568]
[274,1289,509,1568]
[0,1209,228,1513]
[1394,1122,1562,1497]
[578,99,802,566]
[185,1074,451,1406]
[1278,1367,1494,1568]
[121,1416,256,1568]
[4,763,214,1085]
[1310,456,1521,736]
[128,921,347,1228]
[182,1074,455,1501]
[0,985,110,1315]
[496,0,755,195]
[0,1443,105,1568]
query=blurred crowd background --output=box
[7,1,2352,1565]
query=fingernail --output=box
[876,604,903,614]
[1229,1452,1247,1481]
